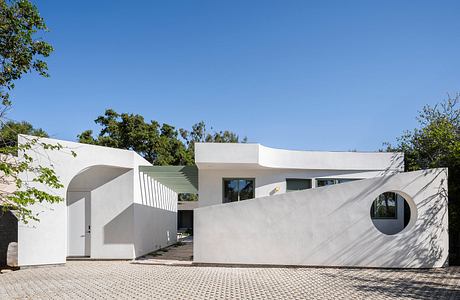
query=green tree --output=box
[0,0,67,223]
[79,112,247,202]
[0,120,48,150]
[387,94,460,264]
[0,0,53,107]
[78,111,247,166]
[78,109,192,165]
[179,120,247,162]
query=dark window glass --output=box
[316,178,358,187]
[371,192,397,219]
[223,178,255,203]
[286,179,312,192]
[223,179,239,203]
[316,179,336,187]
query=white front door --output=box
[67,192,91,257]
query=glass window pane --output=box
[337,179,357,184]
[223,179,239,203]
[317,178,359,187]
[371,192,397,219]
[316,179,336,187]
[238,179,254,201]
[286,179,312,192]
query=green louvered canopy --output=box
[139,165,198,194]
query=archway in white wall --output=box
[66,165,131,258]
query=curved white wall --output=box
[194,169,448,268]
[17,135,177,266]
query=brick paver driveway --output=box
[1,261,459,299]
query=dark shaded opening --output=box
[0,208,18,267]
[178,210,193,230]
[403,200,411,228]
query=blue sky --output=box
[9,0,460,151]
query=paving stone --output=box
[0,261,459,299]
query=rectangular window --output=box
[223,178,255,203]
[316,178,358,187]
[371,192,397,219]
[286,179,312,192]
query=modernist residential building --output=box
[194,143,409,235]
[0,136,449,269]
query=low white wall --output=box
[90,170,135,259]
[133,171,177,258]
[194,169,448,268]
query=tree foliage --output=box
[0,0,53,106]
[0,120,48,151]
[387,93,460,263]
[0,0,67,223]
[78,109,247,165]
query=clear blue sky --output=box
[9,0,460,151]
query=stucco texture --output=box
[194,169,448,268]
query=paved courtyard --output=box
[0,261,459,299]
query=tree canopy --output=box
[387,94,460,264]
[78,109,247,165]
[0,0,67,223]
[0,120,48,150]
[0,0,53,107]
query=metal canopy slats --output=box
[139,165,198,194]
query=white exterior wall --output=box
[17,135,176,266]
[196,143,404,207]
[194,169,448,268]
[199,168,386,207]
[90,170,135,259]
[134,168,177,258]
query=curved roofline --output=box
[197,142,395,154]
[195,143,404,171]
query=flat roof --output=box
[139,165,198,194]
[195,143,404,171]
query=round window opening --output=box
[370,192,412,235]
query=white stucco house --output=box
[0,136,448,269]
[194,143,448,268]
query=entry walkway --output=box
[1,261,459,299]
[133,236,193,266]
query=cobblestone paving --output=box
[0,261,459,299]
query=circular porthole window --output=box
[370,192,412,235]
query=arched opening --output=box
[66,165,131,258]
[370,191,415,235]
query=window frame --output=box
[222,178,255,203]
[315,178,358,187]
[286,178,312,192]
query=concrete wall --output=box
[194,169,448,268]
[133,170,177,258]
[90,170,135,259]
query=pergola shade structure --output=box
[139,166,198,194]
